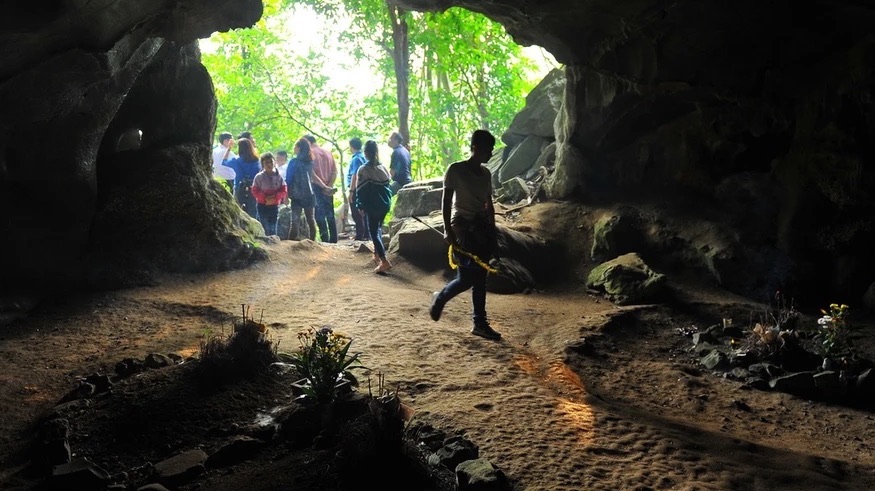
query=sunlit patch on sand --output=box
[513,353,541,376]
[546,361,586,396]
[335,275,351,286]
[514,354,595,442]
[305,266,322,281]
[22,385,51,403]
[555,398,596,441]
[178,346,199,358]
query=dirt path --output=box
[2,239,875,490]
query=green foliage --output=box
[817,303,853,359]
[279,326,365,403]
[201,1,553,186]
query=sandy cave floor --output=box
[1,202,875,490]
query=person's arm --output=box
[348,172,358,206]
[346,159,355,187]
[251,176,265,202]
[485,177,496,227]
[389,151,398,179]
[310,167,329,191]
[277,180,287,204]
[326,152,338,187]
[442,186,456,245]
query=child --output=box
[251,152,287,236]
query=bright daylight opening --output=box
[198,2,557,185]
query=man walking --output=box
[429,130,501,340]
[388,132,412,195]
[305,134,338,243]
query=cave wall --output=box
[1,0,873,305]
[396,0,875,304]
[0,1,263,295]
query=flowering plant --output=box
[817,303,851,358]
[280,326,365,403]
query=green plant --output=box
[817,303,852,359]
[279,326,365,403]
[214,175,232,195]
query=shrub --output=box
[817,303,852,359]
[198,306,278,380]
[278,326,366,404]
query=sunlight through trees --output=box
[200,0,556,181]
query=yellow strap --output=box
[448,244,499,274]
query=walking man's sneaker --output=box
[471,322,501,340]
[429,292,443,321]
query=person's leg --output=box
[304,207,317,241]
[351,206,365,240]
[368,211,386,256]
[368,211,392,272]
[470,265,489,326]
[360,210,371,240]
[430,266,475,321]
[256,203,267,233]
[314,194,328,242]
[265,205,279,236]
[289,206,302,240]
[325,196,337,243]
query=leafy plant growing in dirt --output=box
[817,303,854,365]
[277,326,366,403]
[741,291,812,370]
[199,305,278,380]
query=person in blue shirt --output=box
[286,138,331,240]
[346,137,369,241]
[388,132,412,195]
[222,138,261,218]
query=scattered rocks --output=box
[153,449,207,485]
[456,458,510,491]
[50,457,111,490]
[586,253,667,305]
[433,436,479,471]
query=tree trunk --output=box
[387,2,410,147]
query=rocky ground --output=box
[1,201,874,490]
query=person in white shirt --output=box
[275,150,289,179]
[212,132,236,190]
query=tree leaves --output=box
[201,1,549,183]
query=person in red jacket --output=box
[251,152,287,237]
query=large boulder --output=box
[393,179,444,218]
[587,253,667,305]
[0,1,263,296]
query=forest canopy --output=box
[200,0,556,184]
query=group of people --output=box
[211,128,501,340]
[211,130,413,273]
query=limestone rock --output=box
[393,183,444,218]
[153,449,208,484]
[435,437,479,471]
[497,177,530,204]
[388,216,447,270]
[586,253,667,305]
[456,458,510,491]
[590,213,643,263]
[50,458,110,490]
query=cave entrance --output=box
[196,2,556,191]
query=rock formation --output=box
[395,0,875,305]
[3,0,874,307]
[0,1,263,296]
